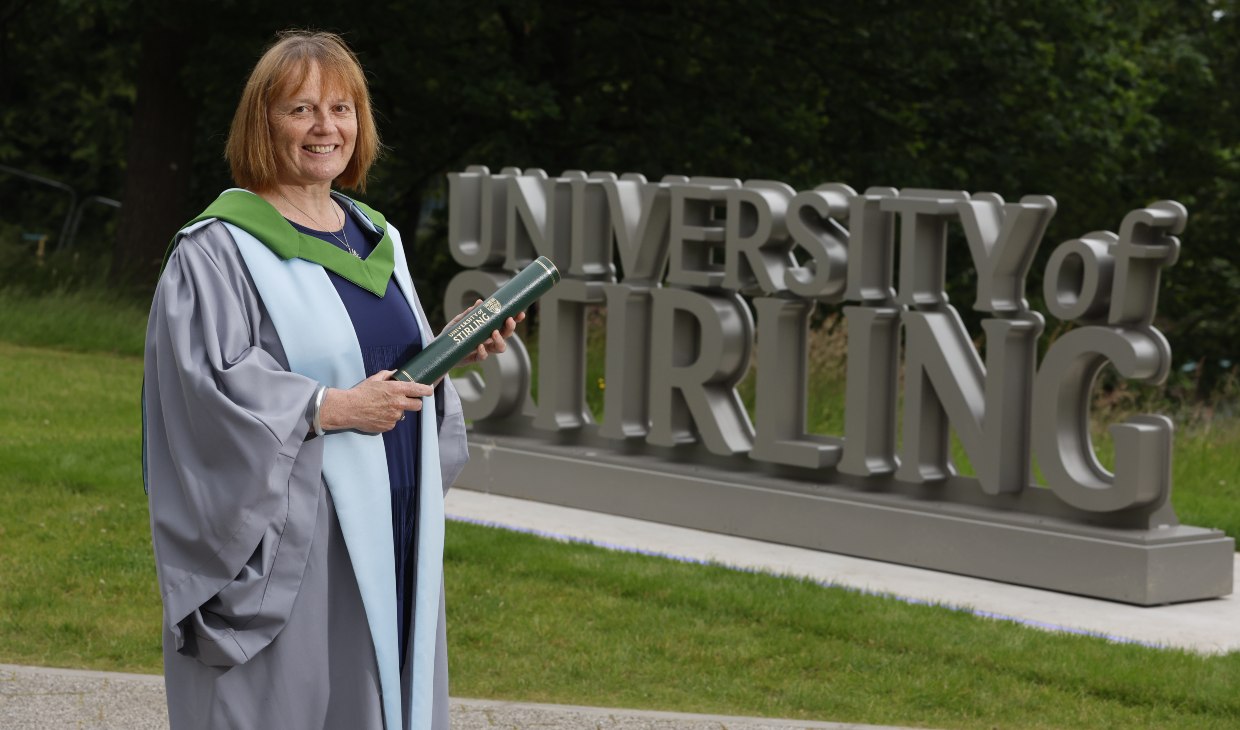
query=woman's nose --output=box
[311,108,334,130]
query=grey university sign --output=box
[444,165,1234,606]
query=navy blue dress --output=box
[289,210,422,670]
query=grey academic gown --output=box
[143,220,468,730]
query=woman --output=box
[142,31,518,730]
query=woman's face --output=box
[267,62,357,189]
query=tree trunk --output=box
[111,21,198,292]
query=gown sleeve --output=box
[143,222,323,666]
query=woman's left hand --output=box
[447,300,525,367]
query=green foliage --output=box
[0,238,110,290]
[0,1,137,232]
[3,1,1240,368]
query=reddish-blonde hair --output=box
[226,31,380,192]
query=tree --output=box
[0,0,137,246]
[110,14,200,289]
[3,0,1237,390]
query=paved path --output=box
[0,665,916,730]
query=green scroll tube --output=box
[393,256,561,385]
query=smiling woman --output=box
[142,30,522,730]
[265,68,359,195]
[224,31,378,197]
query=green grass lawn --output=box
[0,342,157,669]
[4,293,1240,728]
[448,522,1240,729]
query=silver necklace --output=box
[279,192,361,259]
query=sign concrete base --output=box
[457,433,1234,606]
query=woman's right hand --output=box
[318,370,433,433]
